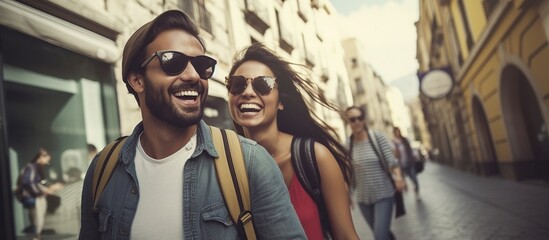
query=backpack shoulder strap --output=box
[290,137,320,201]
[210,126,256,240]
[92,136,128,207]
[291,137,332,238]
[368,130,391,174]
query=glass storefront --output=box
[1,27,120,238]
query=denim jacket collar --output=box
[119,120,218,166]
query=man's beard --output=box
[143,76,205,128]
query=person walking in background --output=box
[15,148,63,240]
[226,43,359,239]
[392,126,421,201]
[345,106,406,240]
[79,10,305,239]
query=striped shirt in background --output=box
[347,131,400,204]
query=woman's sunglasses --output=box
[348,116,364,123]
[225,75,277,96]
[141,50,217,79]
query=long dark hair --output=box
[228,43,352,184]
[31,148,49,180]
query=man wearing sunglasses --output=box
[79,10,305,240]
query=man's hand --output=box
[45,182,64,195]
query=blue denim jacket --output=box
[79,120,306,239]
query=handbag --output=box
[415,158,425,173]
[367,130,406,218]
[14,187,35,209]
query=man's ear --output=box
[128,73,144,93]
[278,101,284,111]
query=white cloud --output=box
[337,0,419,83]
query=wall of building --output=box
[387,86,412,138]
[342,38,393,136]
[417,0,549,180]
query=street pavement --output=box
[351,161,549,240]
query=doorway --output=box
[501,65,549,180]
[472,96,499,176]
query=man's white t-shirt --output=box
[130,133,196,239]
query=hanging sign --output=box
[419,68,453,99]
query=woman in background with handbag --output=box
[15,148,63,240]
[393,126,421,201]
[346,106,406,240]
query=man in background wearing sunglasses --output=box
[79,10,305,239]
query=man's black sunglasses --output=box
[348,116,364,123]
[141,50,217,79]
[225,75,277,96]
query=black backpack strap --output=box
[291,137,332,239]
[291,137,320,199]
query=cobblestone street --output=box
[352,161,549,240]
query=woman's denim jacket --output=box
[79,120,306,239]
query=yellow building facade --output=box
[417,0,549,180]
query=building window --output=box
[180,0,212,34]
[276,9,294,53]
[351,58,358,68]
[458,0,474,50]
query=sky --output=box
[331,0,420,101]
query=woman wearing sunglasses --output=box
[226,43,359,240]
[345,106,406,240]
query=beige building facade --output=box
[342,38,393,136]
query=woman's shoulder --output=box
[370,130,389,140]
[312,141,330,157]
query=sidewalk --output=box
[352,161,549,240]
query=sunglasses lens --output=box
[160,52,189,76]
[227,76,247,95]
[349,116,363,122]
[158,52,216,78]
[252,76,276,95]
[191,56,216,79]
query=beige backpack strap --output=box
[210,126,256,240]
[92,137,128,208]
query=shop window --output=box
[1,27,119,238]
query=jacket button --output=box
[120,229,128,235]
[131,186,137,194]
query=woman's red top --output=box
[288,173,324,240]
